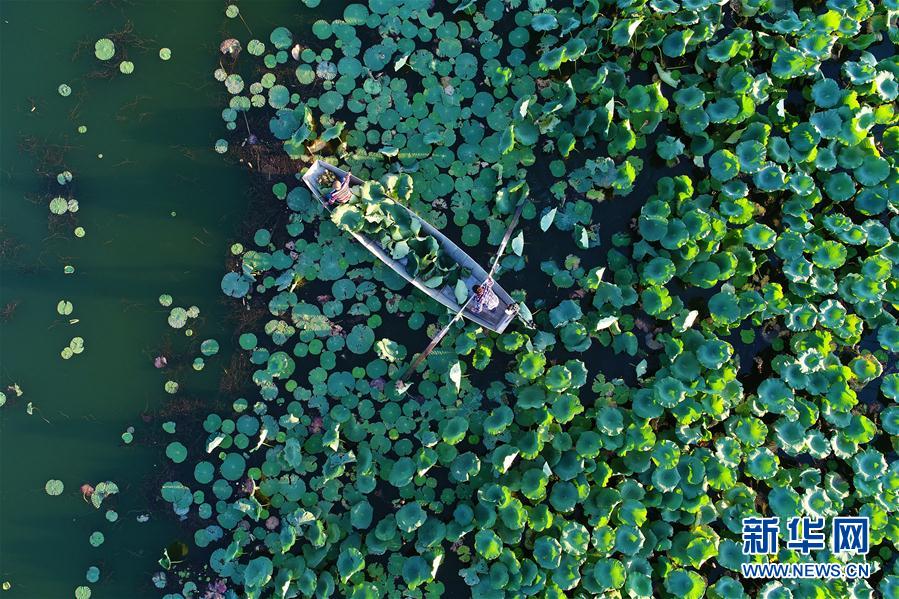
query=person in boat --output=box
[327,172,353,205]
[471,278,500,313]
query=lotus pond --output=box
[2,0,899,598]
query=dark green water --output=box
[0,1,303,596]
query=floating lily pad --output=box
[166,442,187,464]
[94,38,115,60]
[45,479,64,496]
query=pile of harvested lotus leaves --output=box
[331,176,471,292]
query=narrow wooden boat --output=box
[302,160,519,333]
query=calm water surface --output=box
[0,1,302,596]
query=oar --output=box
[396,192,532,386]
[485,194,527,280]
[484,193,536,328]
[397,296,474,385]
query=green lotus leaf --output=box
[757,378,794,414]
[774,419,806,451]
[94,38,115,60]
[549,481,579,512]
[707,98,739,123]
[882,405,899,434]
[771,47,810,79]
[220,452,246,481]
[90,481,118,509]
[716,540,747,572]
[269,26,293,49]
[518,467,548,502]
[337,547,364,583]
[850,354,882,383]
[626,572,654,598]
[742,223,776,250]
[854,187,888,216]
[746,447,779,479]
[384,456,413,488]
[664,569,705,599]
[49,196,71,215]
[673,86,705,110]
[824,172,856,201]
[243,556,273,589]
[657,136,685,161]
[269,108,302,140]
[474,529,503,560]
[518,352,546,380]
[549,300,582,328]
[531,13,557,31]
[346,325,375,354]
[614,525,644,556]
[238,333,257,350]
[165,442,187,464]
[811,240,847,269]
[697,339,732,369]
[538,46,565,71]
[200,339,219,357]
[550,393,583,424]
[708,290,741,326]
[533,536,561,569]
[483,405,513,435]
[662,29,691,57]
[707,35,739,62]
[544,365,572,392]
[221,272,252,298]
[877,324,899,353]
[643,285,675,317]
[854,156,890,186]
[853,449,886,480]
[653,376,685,408]
[752,163,786,191]
[441,416,468,445]
[402,555,432,588]
[642,257,675,285]
[45,479,64,496]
